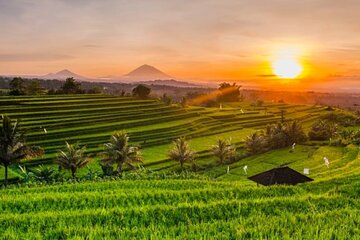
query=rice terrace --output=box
[1,1,360,239]
[0,93,359,239]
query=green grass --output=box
[0,174,359,239]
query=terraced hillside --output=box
[0,95,328,179]
[207,144,360,183]
[1,95,359,239]
[0,174,359,239]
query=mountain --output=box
[42,69,88,80]
[123,64,172,80]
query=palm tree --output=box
[168,137,196,170]
[212,139,236,164]
[284,121,307,144]
[244,132,267,155]
[101,131,142,175]
[55,142,90,178]
[265,123,287,148]
[0,115,27,186]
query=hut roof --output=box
[248,166,313,186]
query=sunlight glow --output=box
[271,47,304,79]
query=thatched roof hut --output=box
[248,166,313,186]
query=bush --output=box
[244,132,267,155]
[132,85,151,99]
[245,121,307,155]
[308,120,338,141]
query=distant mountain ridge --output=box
[0,65,209,88]
[43,69,88,80]
[124,64,172,80]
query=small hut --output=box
[248,166,313,186]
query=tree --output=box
[26,80,44,95]
[101,131,142,175]
[87,87,103,94]
[264,123,287,149]
[9,77,26,95]
[211,139,236,164]
[244,132,267,155]
[180,96,188,108]
[60,78,84,94]
[0,115,27,186]
[264,121,307,149]
[55,142,90,178]
[284,121,307,145]
[159,93,172,105]
[132,84,151,99]
[308,120,338,140]
[217,82,241,102]
[168,137,196,170]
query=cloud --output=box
[82,44,103,48]
[257,74,277,78]
[0,53,74,62]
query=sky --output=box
[1,0,360,91]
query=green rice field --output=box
[0,94,329,179]
[0,94,359,239]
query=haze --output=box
[1,0,360,91]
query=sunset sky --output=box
[1,0,360,90]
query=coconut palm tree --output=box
[168,137,196,170]
[244,132,267,155]
[265,123,287,149]
[55,142,90,178]
[101,131,142,175]
[284,121,307,145]
[212,139,236,164]
[0,115,27,186]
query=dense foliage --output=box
[308,120,338,141]
[132,84,151,99]
[217,82,242,102]
[245,121,307,155]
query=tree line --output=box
[8,77,155,99]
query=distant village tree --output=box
[9,77,26,95]
[180,96,188,108]
[60,78,84,94]
[159,93,172,105]
[26,80,44,95]
[132,84,151,99]
[217,82,242,102]
[87,86,103,94]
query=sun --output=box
[272,58,303,79]
[271,47,304,79]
